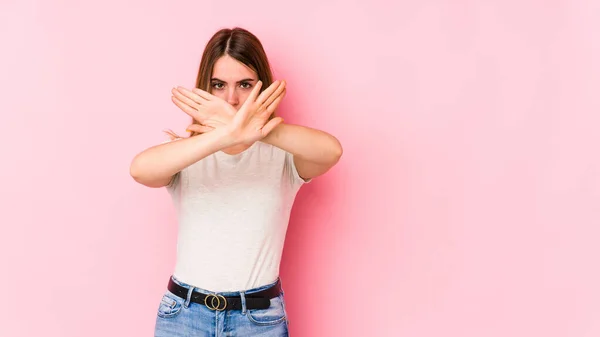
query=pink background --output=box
[1,0,599,336]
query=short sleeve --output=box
[284,151,312,186]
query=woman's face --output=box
[210,54,258,110]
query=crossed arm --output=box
[171,83,343,180]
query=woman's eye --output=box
[211,82,224,89]
[240,82,252,89]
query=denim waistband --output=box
[170,275,282,296]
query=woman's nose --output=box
[226,89,239,106]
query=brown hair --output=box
[165,27,275,140]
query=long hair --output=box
[165,27,274,140]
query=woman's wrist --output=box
[202,126,239,150]
[261,122,285,145]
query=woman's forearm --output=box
[130,129,234,188]
[261,123,342,164]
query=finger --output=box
[191,87,216,100]
[260,92,284,119]
[256,80,281,103]
[261,117,284,137]
[242,80,263,107]
[260,81,286,112]
[176,86,209,103]
[172,88,205,114]
[255,80,282,106]
[238,81,264,119]
[175,86,210,107]
[186,123,214,133]
[172,96,202,120]
[162,128,179,140]
[192,88,236,115]
[260,81,286,111]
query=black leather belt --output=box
[167,276,281,311]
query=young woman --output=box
[130,27,342,336]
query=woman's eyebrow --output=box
[211,78,256,83]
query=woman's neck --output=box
[221,143,252,155]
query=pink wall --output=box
[1,0,599,336]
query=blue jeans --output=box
[154,275,290,336]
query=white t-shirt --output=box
[165,140,309,292]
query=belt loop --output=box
[240,291,247,315]
[184,286,195,308]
